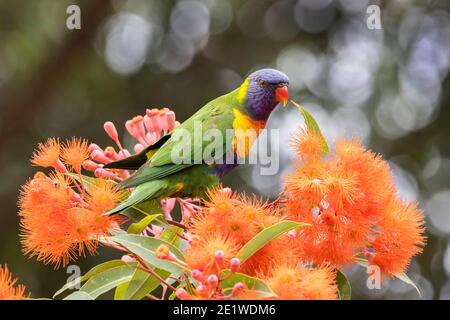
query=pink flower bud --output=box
[191,269,205,283]
[176,289,191,300]
[121,255,135,263]
[88,143,102,154]
[71,192,83,203]
[143,114,155,133]
[150,225,163,237]
[230,258,240,273]
[82,160,102,172]
[53,159,68,172]
[132,116,146,140]
[207,274,218,288]
[149,111,162,133]
[146,132,157,145]
[166,111,176,131]
[104,146,119,161]
[215,250,225,266]
[287,230,296,239]
[103,121,122,149]
[91,150,112,164]
[134,143,145,154]
[161,198,176,219]
[94,168,118,180]
[118,149,131,159]
[231,282,245,296]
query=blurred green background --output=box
[0,0,449,299]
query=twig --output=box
[167,220,187,230]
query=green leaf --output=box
[63,291,94,300]
[110,234,185,275]
[114,281,129,300]
[336,270,351,300]
[127,214,162,234]
[291,100,329,155]
[124,268,170,300]
[395,272,421,296]
[220,270,277,298]
[237,220,308,264]
[68,173,117,192]
[159,225,184,249]
[80,265,135,299]
[355,256,420,296]
[103,183,164,216]
[53,259,127,298]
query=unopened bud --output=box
[207,274,218,288]
[155,244,170,260]
[103,121,121,147]
[176,288,191,300]
[231,282,245,296]
[230,258,240,272]
[54,159,68,173]
[94,168,117,180]
[215,250,225,266]
[82,160,102,172]
[191,269,205,282]
[91,150,111,164]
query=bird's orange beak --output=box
[275,85,289,107]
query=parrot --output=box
[103,68,289,215]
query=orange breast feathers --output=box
[232,108,267,158]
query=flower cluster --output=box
[284,128,426,275]
[19,138,123,268]
[177,188,338,300]
[18,108,178,269]
[84,108,178,181]
[8,106,427,301]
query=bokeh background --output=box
[0,0,449,299]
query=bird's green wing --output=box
[118,95,236,189]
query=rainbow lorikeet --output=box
[104,69,289,215]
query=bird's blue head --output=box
[238,68,290,120]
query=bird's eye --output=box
[259,80,269,88]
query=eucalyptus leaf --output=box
[127,214,162,234]
[159,225,184,248]
[53,259,127,298]
[68,173,117,192]
[124,268,170,300]
[395,272,421,296]
[114,281,130,300]
[336,270,351,300]
[355,256,421,295]
[291,100,329,155]
[220,270,277,298]
[237,220,308,264]
[80,265,135,299]
[110,234,185,275]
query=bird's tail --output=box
[103,152,148,170]
[103,134,171,170]
[103,180,166,216]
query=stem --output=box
[118,242,177,292]
[77,170,85,197]
[134,266,177,292]
[65,172,84,195]
[160,286,167,300]
[167,220,187,230]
